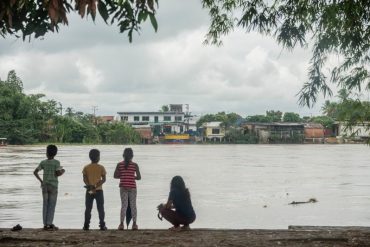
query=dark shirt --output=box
[169,188,196,220]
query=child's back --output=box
[33,145,64,230]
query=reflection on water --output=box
[1,144,370,229]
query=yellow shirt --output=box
[82,163,106,190]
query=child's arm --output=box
[83,174,89,186]
[95,174,106,188]
[113,163,120,179]
[56,167,65,177]
[33,168,43,185]
[135,163,141,180]
[165,199,174,209]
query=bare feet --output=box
[118,223,124,230]
[181,225,191,231]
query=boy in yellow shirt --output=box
[82,149,107,230]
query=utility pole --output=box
[92,105,98,125]
[185,104,190,132]
[58,103,63,116]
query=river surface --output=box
[0,144,369,229]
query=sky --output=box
[0,0,330,117]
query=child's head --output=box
[89,149,100,163]
[46,145,58,159]
[170,176,186,191]
[123,148,133,162]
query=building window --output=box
[164,116,171,121]
[175,116,182,121]
[122,116,128,121]
[142,116,149,121]
[212,128,220,134]
[134,116,140,121]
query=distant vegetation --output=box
[0,70,141,145]
[1,70,369,145]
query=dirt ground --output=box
[1,227,370,247]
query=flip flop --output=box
[11,224,22,231]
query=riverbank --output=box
[1,226,370,247]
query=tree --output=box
[0,0,158,42]
[160,105,169,112]
[311,116,335,129]
[202,0,370,107]
[321,100,339,119]
[266,110,282,122]
[0,71,60,144]
[196,112,241,128]
[283,112,301,122]
[246,114,271,123]
[65,107,74,117]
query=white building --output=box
[117,111,186,134]
[336,122,370,140]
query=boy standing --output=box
[82,149,107,230]
[34,144,65,230]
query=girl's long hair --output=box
[170,175,190,199]
[123,148,133,169]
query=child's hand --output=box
[55,168,65,177]
[157,203,164,210]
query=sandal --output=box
[181,225,191,231]
[169,226,181,231]
[49,224,59,231]
[132,224,138,230]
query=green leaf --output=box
[149,12,158,32]
[98,0,109,23]
[137,10,145,23]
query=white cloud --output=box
[0,0,327,117]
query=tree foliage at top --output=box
[202,0,370,107]
[0,0,158,42]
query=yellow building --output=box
[202,122,225,142]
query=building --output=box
[304,123,325,143]
[202,121,225,142]
[97,116,114,124]
[243,122,305,144]
[117,111,185,134]
[334,122,370,142]
[132,125,153,144]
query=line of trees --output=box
[0,70,141,145]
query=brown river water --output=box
[0,144,369,229]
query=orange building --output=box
[304,123,324,143]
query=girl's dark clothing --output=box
[168,188,196,222]
[160,207,195,227]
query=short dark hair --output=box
[46,145,58,158]
[89,149,100,163]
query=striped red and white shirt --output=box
[118,161,137,188]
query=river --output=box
[0,144,369,229]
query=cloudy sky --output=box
[0,0,329,117]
